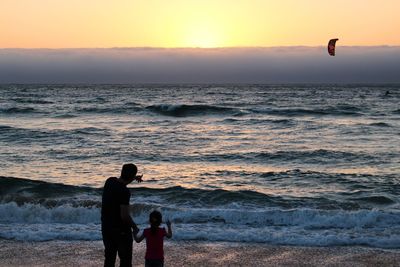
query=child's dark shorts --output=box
[145,259,164,267]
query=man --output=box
[101,163,143,267]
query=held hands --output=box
[134,174,143,183]
[132,223,139,235]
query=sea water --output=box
[0,84,399,247]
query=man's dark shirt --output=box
[101,177,131,231]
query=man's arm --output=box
[120,204,139,233]
[133,231,145,243]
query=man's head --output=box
[120,163,138,183]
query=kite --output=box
[328,38,339,56]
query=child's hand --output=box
[166,220,171,227]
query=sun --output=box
[181,21,224,48]
[184,28,219,48]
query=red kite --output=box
[328,38,339,56]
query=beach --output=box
[1,240,399,267]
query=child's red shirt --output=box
[143,227,167,260]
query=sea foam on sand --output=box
[0,240,399,267]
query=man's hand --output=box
[132,223,139,234]
[134,174,143,183]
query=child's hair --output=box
[149,210,162,235]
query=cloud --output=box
[0,47,399,83]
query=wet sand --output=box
[1,240,399,267]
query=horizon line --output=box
[1,82,400,85]
[1,45,400,50]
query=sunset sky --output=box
[1,1,400,83]
[1,0,399,48]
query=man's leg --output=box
[117,230,133,267]
[102,228,118,267]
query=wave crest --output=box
[146,104,239,117]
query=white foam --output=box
[154,207,400,229]
[0,202,99,224]
[171,223,400,248]
[0,223,100,241]
[1,202,400,247]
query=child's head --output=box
[149,210,162,228]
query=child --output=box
[134,210,172,267]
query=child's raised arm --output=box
[166,220,172,238]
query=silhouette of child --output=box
[134,210,172,267]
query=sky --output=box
[0,1,399,83]
[1,0,399,48]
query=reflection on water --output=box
[0,84,399,196]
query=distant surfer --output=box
[101,163,143,267]
[385,90,390,96]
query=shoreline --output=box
[1,239,399,266]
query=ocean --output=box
[0,84,399,248]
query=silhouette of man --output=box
[101,163,143,267]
